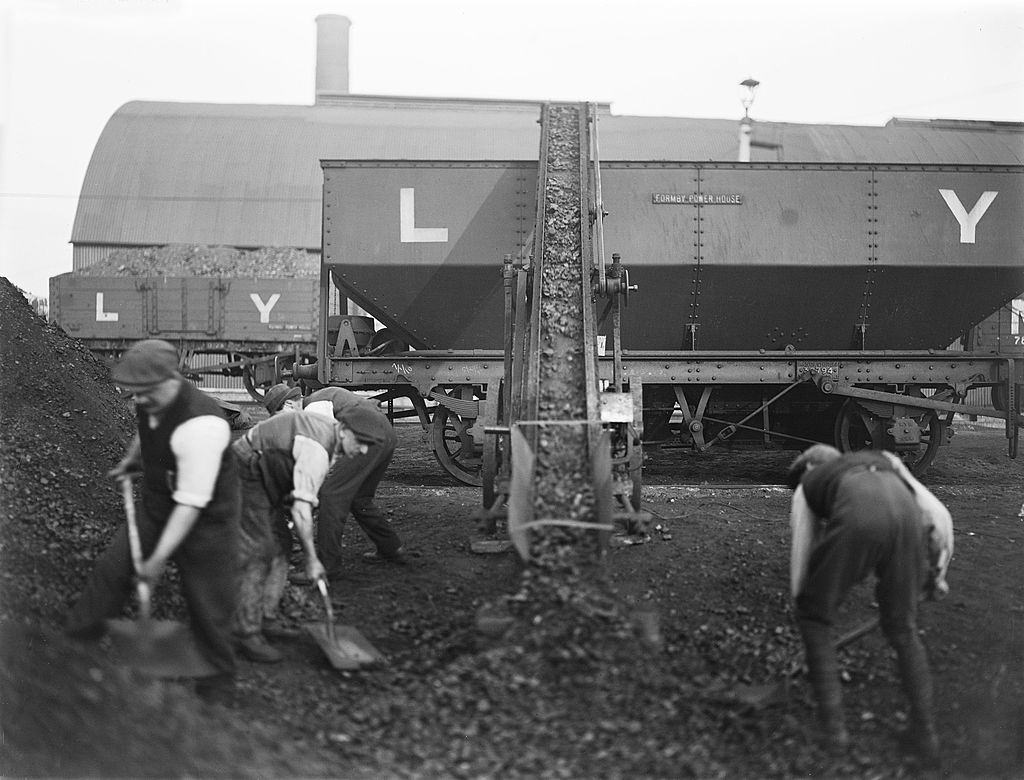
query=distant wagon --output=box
[48,273,320,396]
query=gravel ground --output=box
[2,275,1022,779]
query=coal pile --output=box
[0,276,336,777]
[73,244,319,278]
[0,622,330,778]
[348,572,733,778]
[0,276,136,623]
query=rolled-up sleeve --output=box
[883,452,954,592]
[790,485,817,599]
[169,416,231,508]
[290,435,331,505]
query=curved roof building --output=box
[70,16,1024,269]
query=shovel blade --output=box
[304,622,384,671]
[107,618,220,679]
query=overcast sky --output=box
[1,0,1022,299]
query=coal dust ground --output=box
[1,276,1022,778]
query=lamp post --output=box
[738,77,759,162]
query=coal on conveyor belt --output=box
[530,104,599,566]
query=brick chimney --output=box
[315,14,351,103]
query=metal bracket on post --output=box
[674,385,712,451]
[685,322,699,350]
[854,322,868,350]
[330,316,362,358]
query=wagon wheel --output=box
[430,395,484,487]
[833,399,943,475]
[366,328,409,356]
[241,360,266,404]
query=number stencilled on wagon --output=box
[391,362,414,376]
[803,362,841,376]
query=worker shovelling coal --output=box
[64,339,243,699]
[786,443,953,768]
[64,339,390,699]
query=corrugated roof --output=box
[71,97,1024,250]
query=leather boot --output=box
[892,631,940,767]
[236,633,283,663]
[799,619,850,752]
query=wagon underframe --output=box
[292,349,1023,488]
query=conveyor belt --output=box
[517,103,605,550]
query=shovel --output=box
[106,476,219,679]
[304,577,384,671]
[720,616,881,708]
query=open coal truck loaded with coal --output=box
[290,106,1024,491]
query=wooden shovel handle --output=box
[835,616,880,649]
[120,476,151,620]
[120,477,142,570]
[317,577,337,643]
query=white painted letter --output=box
[400,188,448,243]
[95,292,118,322]
[250,293,281,324]
[939,189,997,244]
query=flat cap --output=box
[338,402,387,446]
[263,383,303,414]
[785,443,842,489]
[111,339,180,388]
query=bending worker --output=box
[786,444,953,766]
[263,383,402,581]
[66,339,240,693]
[231,404,382,662]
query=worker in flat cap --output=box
[786,444,953,767]
[65,339,241,697]
[262,383,303,415]
[263,384,403,581]
[230,405,355,662]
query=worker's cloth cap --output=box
[338,403,387,446]
[785,443,842,489]
[111,339,180,388]
[264,383,303,414]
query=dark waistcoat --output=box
[137,381,238,524]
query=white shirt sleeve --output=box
[290,434,331,505]
[790,485,817,599]
[304,400,336,420]
[882,452,954,595]
[169,415,232,508]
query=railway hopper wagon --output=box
[49,273,322,395]
[295,158,1024,483]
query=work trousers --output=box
[317,423,400,571]
[796,469,934,737]
[796,469,926,631]
[65,487,240,676]
[233,468,293,637]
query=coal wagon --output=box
[292,145,1023,485]
[49,273,321,397]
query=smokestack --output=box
[315,14,351,103]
